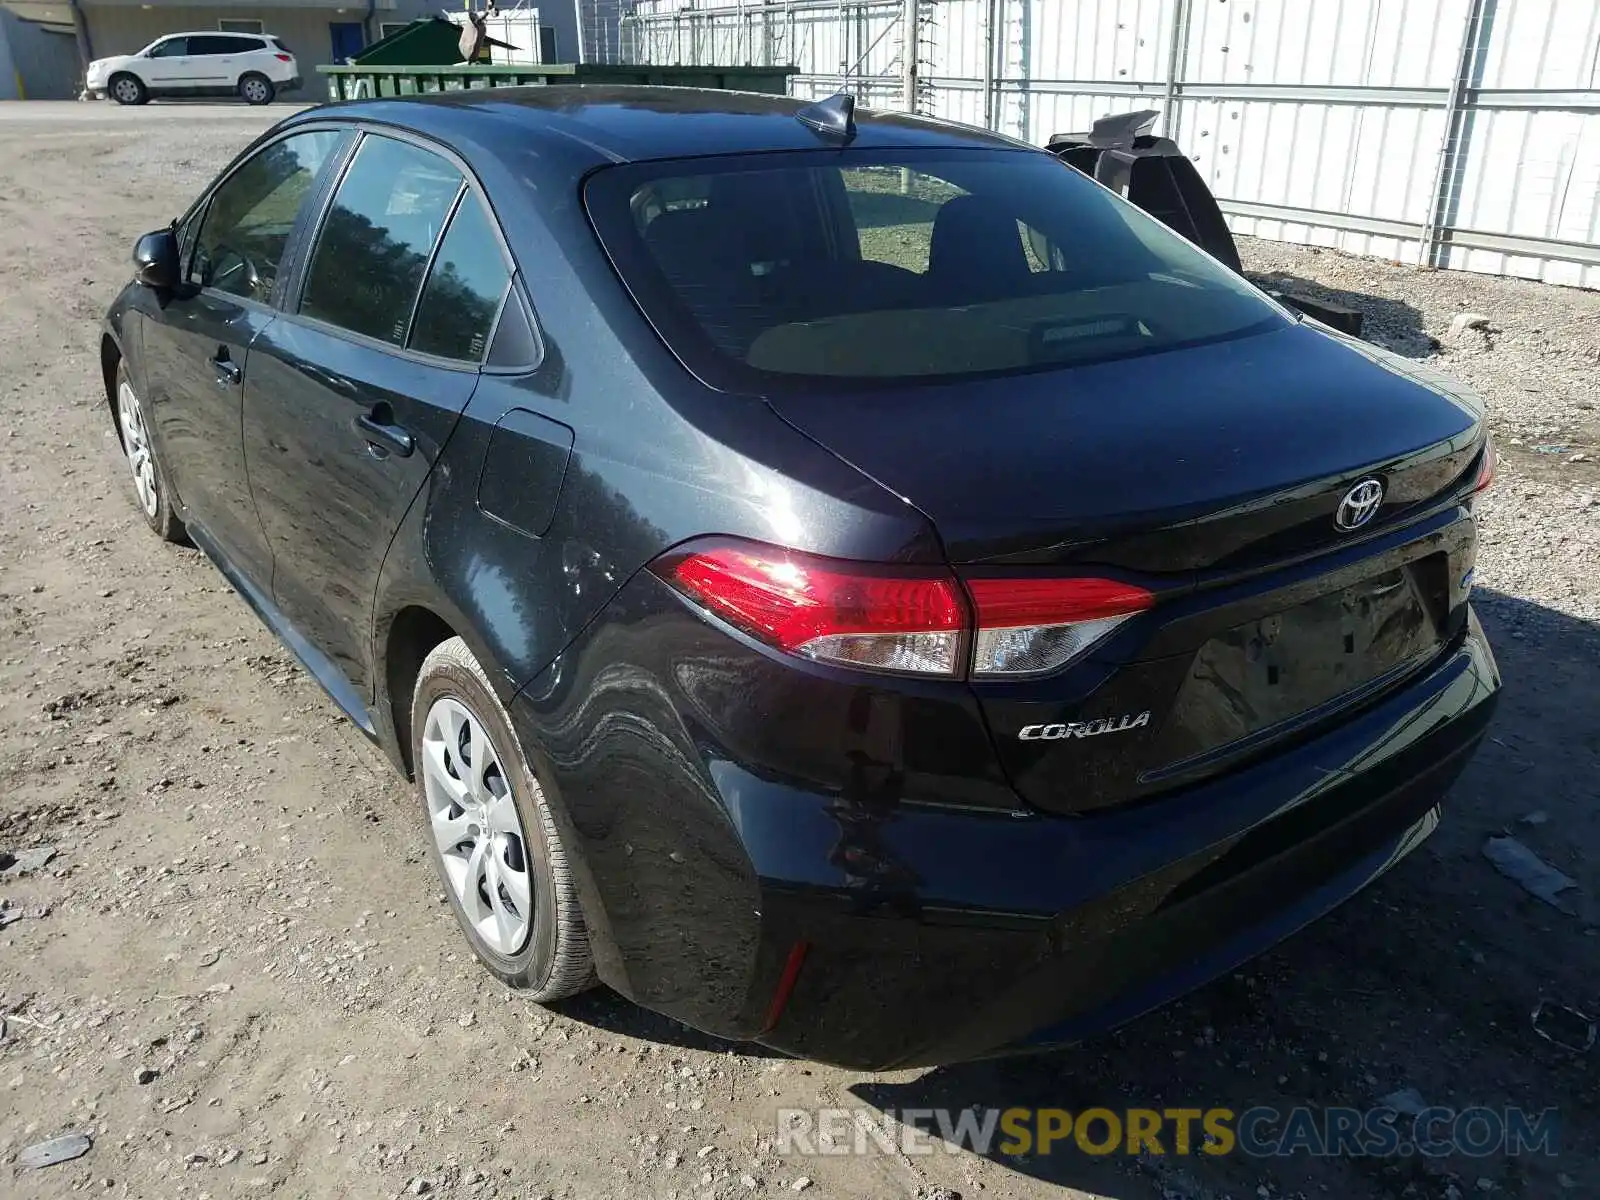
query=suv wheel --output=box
[115,363,185,543]
[238,74,275,106]
[108,74,147,106]
[412,637,594,1001]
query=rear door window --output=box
[299,135,464,345]
[587,149,1286,391]
[408,191,513,363]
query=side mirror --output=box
[133,229,180,290]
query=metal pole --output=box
[844,0,857,88]
[1162,0,1193,144]
[1423,0,1495,268]
[982,0,997,130]
[899,0,918,189]
[901,0,918,113]
[67,0,95,74]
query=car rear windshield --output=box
[584,148,1287,391]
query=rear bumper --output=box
[514,607,1498,1071]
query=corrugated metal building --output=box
[0,4,79,98]
[623,0,1600,288]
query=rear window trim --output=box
[582,147,1286,396]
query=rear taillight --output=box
[966,576,1154,677]
[274,53,293,62]
[653,538,1152,678]
[657,541,966,675]
[1473,437,1496,493]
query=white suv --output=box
[86,33,302,107]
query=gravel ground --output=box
[1245,242,1600,625]
[0,103,1596,1200]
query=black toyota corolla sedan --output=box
[101,86,1500,1070]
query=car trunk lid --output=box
[764,323,1486,813]
[761,323,1481,571]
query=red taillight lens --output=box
[656,541,967,676]
[654,538,1158,679]
[275,53,293,62]
[1473,438,1496,493]
[966,576,1154,677]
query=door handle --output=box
[212,349,242,387]
[354,406,414,458]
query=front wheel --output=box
[108,74,147,106]
[412,637,594,1001]
[238,73,275,106]
[114,363,185,543]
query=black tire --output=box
[238,73,275,106]
[108,73,147,106]
[113,362,186,544]
[411,636,594,1001]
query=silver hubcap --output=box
[421,697,533,957]
[117,380,159,518]
[243,79,267,102]
[113,79,139,102]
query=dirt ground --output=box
[0,102,1596,1200]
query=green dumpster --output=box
[318,62,798,103]
[339,17,468,68]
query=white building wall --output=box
[623,0,1600,287]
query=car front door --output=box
[138,127,350,588]
[242,132,506,696]
[141,37,193,89]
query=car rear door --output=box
[241,131,508,697]
[138,126,351,589]
[183,35,236,88]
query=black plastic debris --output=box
[1532,1000,1596,1053]
[1047,109,1243,273]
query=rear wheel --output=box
[238,73,274,106]
[411,637,594,1001]
[108,74,146,106]
[114,363,185,543]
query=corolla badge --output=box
[1334,477,1385,531]
[1019,711,1151,741]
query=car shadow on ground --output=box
[847,590,1599,1199]
[555,986,784,1058]
[1247,270,1438,358]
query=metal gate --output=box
[621,0,1600,287]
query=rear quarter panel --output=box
[367,113,944,721]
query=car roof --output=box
[292,86,1036,170]
[157,31,270,39]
